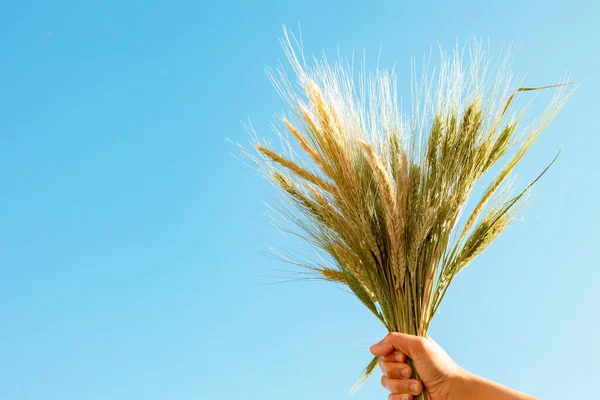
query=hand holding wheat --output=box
[373,334,458,400]
[372,333,538,400]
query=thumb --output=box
[370,332,426,359]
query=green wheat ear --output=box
[247,26,573,400]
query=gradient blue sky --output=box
[0,1,598,399]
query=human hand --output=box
[370,332,463,400]
[370,333,537,400]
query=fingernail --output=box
[409,383,418,392]
[401,368,410,378]
[402,395,411,400]
[394,353,404,362]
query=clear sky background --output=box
[0,1,598,399]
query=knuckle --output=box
[388,363,403,378]
[413,337,428,352]
[390,379,405,393]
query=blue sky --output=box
[0,1,598,399]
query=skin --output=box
[370,333,538,400]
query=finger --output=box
[380,360,412,379]
[381,376,423,396]
[371,333,427,359]
[389,394,413,400]
[382,351,407,363]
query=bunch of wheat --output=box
[246,28,571,399]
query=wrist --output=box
[449,369,538,400]
[447,369,478,400]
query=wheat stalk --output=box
[248,27,573,399]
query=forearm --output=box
[452,371,538,400]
